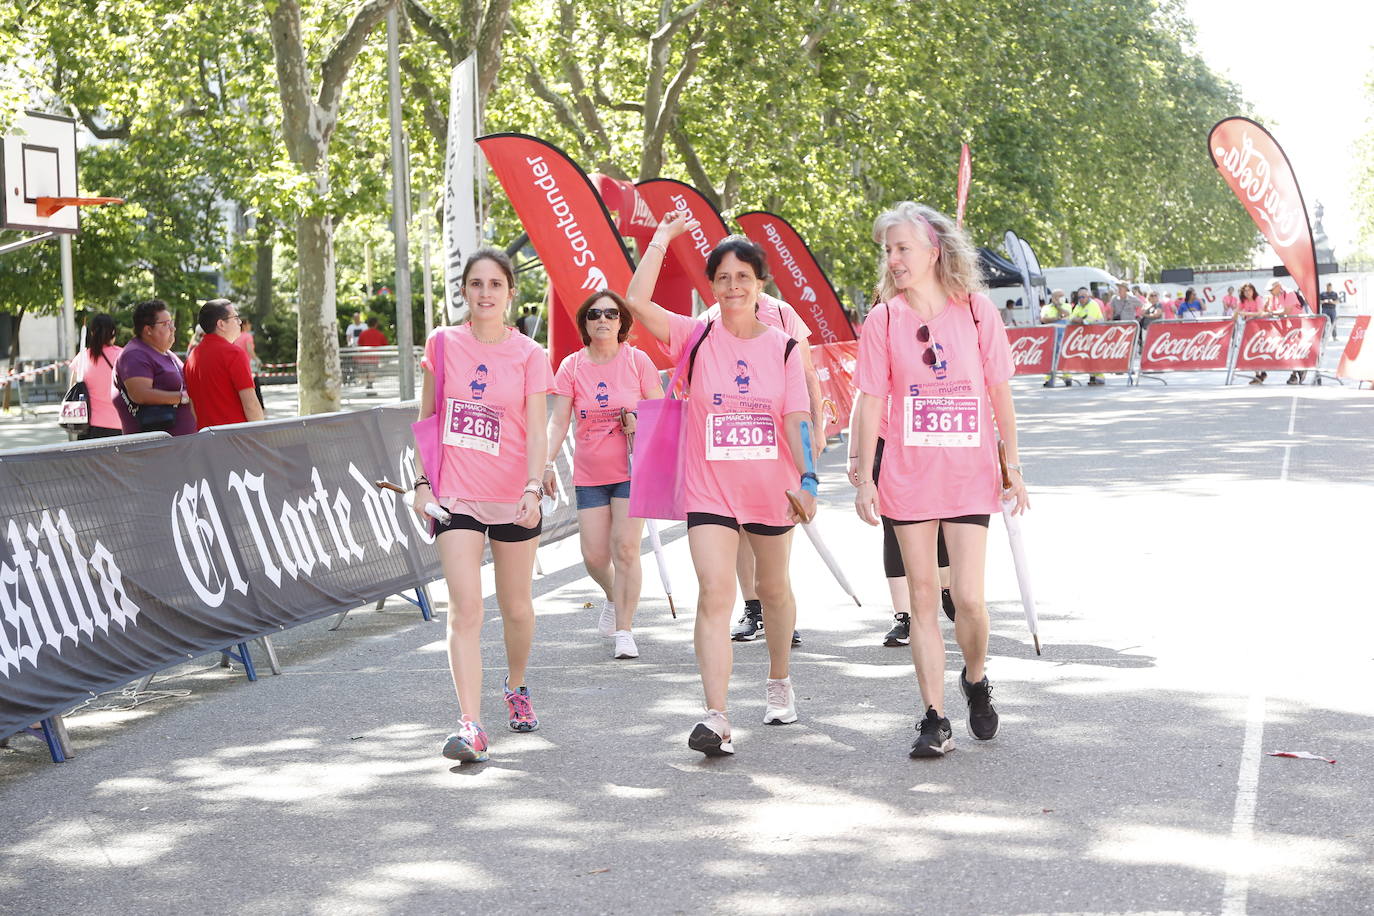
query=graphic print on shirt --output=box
[930,342,949,380]
[594,381,610,409]
[446,361,504,454]
[468,364,490,400]
[708,355,777,461]
[734,359,751,394]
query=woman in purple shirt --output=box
[112,299,197,436]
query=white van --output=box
[1042,266,1125,302]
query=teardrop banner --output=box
[1208,117,1319,309]
[956,142,971,229]
[635,178,732,305]
[476,133,668,370]
[735,211,857,344]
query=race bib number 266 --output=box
[444,398,502,455]
[903,396,980,447]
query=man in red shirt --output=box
[356,316,388,391]
[185,299,265,429]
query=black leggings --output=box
[874,437,951,577]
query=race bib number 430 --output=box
[903,396,980,447]
[706,412,777,461]
[444,398,502,455]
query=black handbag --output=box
[117,376,179,432]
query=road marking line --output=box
[1221,691,1266,915]
[1279,395,1299,481]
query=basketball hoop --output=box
[35,196,124,218]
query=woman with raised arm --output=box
[412,248,554,764]
[624,211,815,757]
[543,290,664,660]
[852,202,1029,760]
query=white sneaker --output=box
[763,677,798,725]
[613,630,639,659]
[688,709,734,756]
[597,600,616,638]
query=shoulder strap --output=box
[685,320,714,386]
[784,337,798,362]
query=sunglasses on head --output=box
[916,323,938,366]
[586,308,620,321]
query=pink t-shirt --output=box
[702,293,812,342]
[856,293,1013,521]
[1266,291,1303,316]
[421,325,553,505]
[1237,297,1263,317]
[69,345,124,431]
[1222,295,1239,315]
[663,311,808,527]
[1161,299,1178,319]
[554,344,661,486]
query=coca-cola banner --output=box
[1057,322,1138,375]
[810,341,859,439]
[1209,118,1319,309]
[1139,319,1236,372]
[1337,316,1374,382]
[477,134,666,370]
[0,406,583,738]
[636,178,731,306]
[736,211,857,344]
[1233,316,1326,372]
[1005,326,1057,376]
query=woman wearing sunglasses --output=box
[544,291,664,660]
[625,211,816,757]
[852,202,1029,760]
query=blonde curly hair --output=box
[872,202,984,304]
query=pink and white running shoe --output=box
[504,677,539,732]
[442,716,489,763]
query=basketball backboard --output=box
[2,111,80,234]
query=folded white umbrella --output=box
[1000,497,1041,655]
[786,491,861,607]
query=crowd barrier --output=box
[0,402,581,756]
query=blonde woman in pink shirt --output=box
[412,248,554,764]
[625,211,815,757]
[544,290,664,661]
[852,202,1029,759]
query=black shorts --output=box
[884,514,990,529]
[435,512,543,543]
[686,512,792,537]
[873,438,949,574]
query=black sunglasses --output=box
[586,308,620,321]
[916,323,938,366]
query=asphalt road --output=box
[2,367,1372,915]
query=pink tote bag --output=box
[411,329,446,492]
[629,322,711,521]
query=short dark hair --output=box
[705,235,768,282]
[132,299,169,338]
[575,290,634,346]
[198,299,234,333]
[366,316,378,328]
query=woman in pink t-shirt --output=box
[544,290,664,660]
[852,202,1029,760]
[1235,283,1268,383]
[411,248,554,764]
[67,313,124,439]
[625,212,814,757]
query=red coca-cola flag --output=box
[1139,319,1235,373]
[635,178,731,305]
[1056,322,1137,375]
[477,133,667,369]
[1337,316,1374,382]
[736,211,856,344]
[956,143,971,229]
[1209,118,1319,309]
[1005,326,1056,375]
[1234,316,1325,372]
[809,340,859,438]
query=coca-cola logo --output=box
[1213,131,1305,248]
[1061,325,1134,361]
[1009,335,1048,366]
[1145,328,1228,364]
[1241,326,1317,362]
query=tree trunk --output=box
[254,235,275,322]
[296,211,342,414]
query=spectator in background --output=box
[113,299,196,436]
[1140,291,1164,329]
[1222,286,1239,316]
[1318,282,1340,340]
[357,315,388,392]
[185,299,264,430]
[1040,289,1071,388]
[67,313,124,440]
[345,311,368,347]
[234,316,264,409]
[1177,288,1204,318]
[1109,281,1142,322]
[1069,287,1105,386]
[1265,281,1307,384]
[1235,283,1269,385]
[515,305,536,336]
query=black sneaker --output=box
[941,588,955,622]
[731,603,763,641]
[909,707,953,758]
[960,666,999,740]
[883,613,910,646]
[791,630,802,647]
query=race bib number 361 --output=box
[706,412,777,461]
[903,396,980,447]
[444,398,502,455]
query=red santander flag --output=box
[635,178,732,306]
[1208,118,1319,309]
[736,211,856,344]
[956,143,971,229]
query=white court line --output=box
[1221,691,1267,915]
[1278,394,1299,482]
